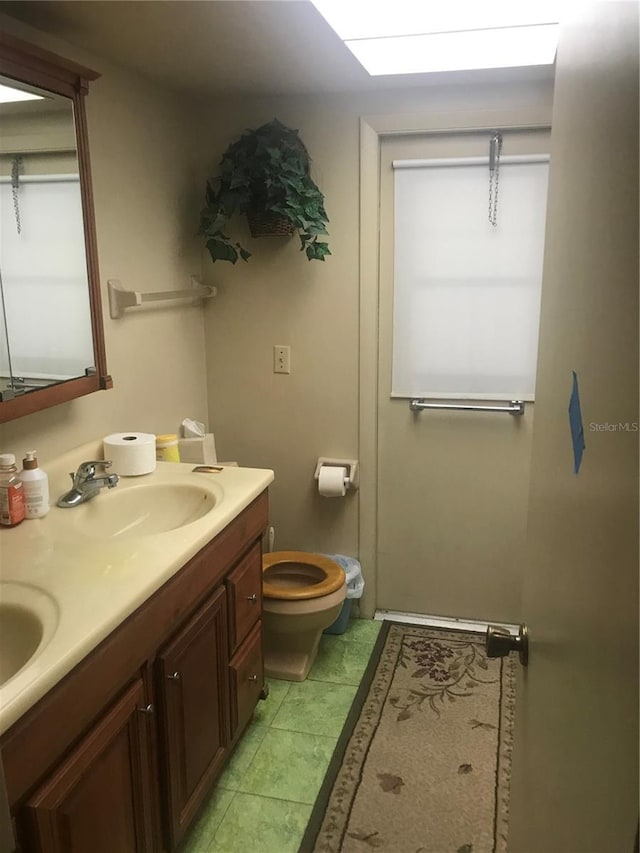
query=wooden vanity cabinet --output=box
[2,491,269,853]
[157,585,229,849]
[226,545,264,740]
[229,621,264,738]
[24,678,156,853]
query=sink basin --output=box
[0,583,59,686]
[75,482,218,539]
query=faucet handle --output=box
[75,460,112,482]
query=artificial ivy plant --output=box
[199,118,330,263]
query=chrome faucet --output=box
[57,460,119,508]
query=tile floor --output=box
[183,618,382,853]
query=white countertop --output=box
[0,442,273,736]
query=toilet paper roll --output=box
[318,466,348,498]
[103,432,157,476]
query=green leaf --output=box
[304,223,328,236]
[305,241,331,261]
[237,246,252,262]
[206,238,238,264]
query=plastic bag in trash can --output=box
[326,554,364,599]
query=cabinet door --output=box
[25,678,155,853]
[157,586,229,848]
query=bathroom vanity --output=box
[0,446,273,852]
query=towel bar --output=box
[409,399,525,416]
[108,276,216,319]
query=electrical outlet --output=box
[273,345,291,374]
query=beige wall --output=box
[0,15,209,465]
[195,80,554,572]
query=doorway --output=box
[376,128,550,622]
[355,110,552,621]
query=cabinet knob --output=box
[245,593,258,603]
[138,703,154,715]
[248,675,258,682]
[167,671,181,680]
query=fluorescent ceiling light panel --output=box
[0,83,44,104]
[347,25,559,76]
[310,0,562,40]
[310,0,561,74]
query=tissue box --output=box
[178,433,217,465]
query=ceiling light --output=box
[310,0,561,74]
[0,83,44,104]
[346,25,559,76]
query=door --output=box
[507,3,639,850]
[378,128,550,622]
[157,585,229,849]
[25,679,155,853]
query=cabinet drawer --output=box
[229,621,263,738]
[226,544,262,651]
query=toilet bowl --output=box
[262,550,346,681]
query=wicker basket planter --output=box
[247,212,295,238]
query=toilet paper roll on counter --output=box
[103,432,156,476]
[318,466,348,498]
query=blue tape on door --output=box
[568,370,585,474]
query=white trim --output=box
[374,609,520,636]
[393,154,550,168]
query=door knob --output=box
[486,624,529,666]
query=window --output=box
[392,155,549,401]
[0,175,93,380]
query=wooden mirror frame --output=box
[0,32,112,424]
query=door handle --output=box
[486,624,529,666]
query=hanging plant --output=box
[199,118,330,264]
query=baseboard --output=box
[374,609,520,636]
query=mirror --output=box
[0,32,111,422]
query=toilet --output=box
[262,551,346,681]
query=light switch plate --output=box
[273,345,291,374]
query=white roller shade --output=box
[392,156,549,400]
[0,176,94,379]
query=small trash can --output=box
[323,555,365,635]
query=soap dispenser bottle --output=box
[19,451,49,518]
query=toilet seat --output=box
[262,551,345,600]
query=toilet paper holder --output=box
[314,458,359,491]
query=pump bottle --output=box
[19,451,49,519]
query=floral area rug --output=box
[300,623,516,853]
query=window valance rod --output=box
[393,154,549,169]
